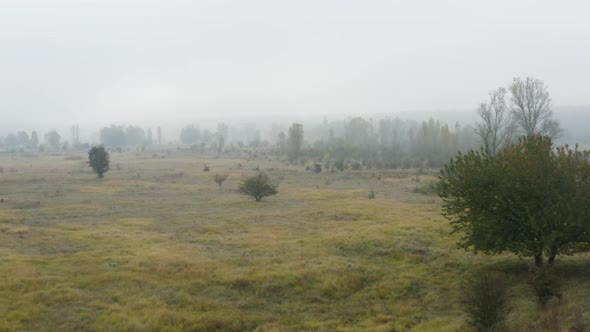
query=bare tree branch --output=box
[475,87,514,155]
[509,77,561,138]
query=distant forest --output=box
[0,114,479,169]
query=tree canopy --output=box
[438,136,590,266]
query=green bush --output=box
[237,172,278,202]
[463,272,511,331]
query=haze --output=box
[1,0,589,130]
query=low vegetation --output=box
[463,272,511,331]
[237,172,278,202]
[0,150,589,331]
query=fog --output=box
[1,0,589,134]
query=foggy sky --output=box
[1,0,589,128]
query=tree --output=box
[509,77,561,138]
[180,125,200,145]
[125,126,145,146]
[475,87,514,155]
[157,127,163,145]
[345,117,377,149]
[71,125,80,147]
[287,123,304,161]
[88,145,110,178]
[214,174,228,189]
[238,172,278,202]
[16,131,29,148]
[45,130,61,150]
[438,136,590,266]
[30,131,39,149]
[216,122,229,152]
[277,131,286,155]
[100,125,127,147]
[4,134,17,149]
[146,128,153,145]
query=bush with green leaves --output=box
[238,172,278,202]
[214,174,228,189]
[463,272,511,331]
[532,267,561,306]
[88,145,110,178]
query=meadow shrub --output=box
[88,145,110,178]
[313,163,322,173]
[334,159,345,171]
[463,272,511,331]
[238,172,278,202]
[532,267,561,306]
[214,174,228,189]
[350,161,362,170]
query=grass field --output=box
[0,150,589,331]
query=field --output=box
[0,150,589,331]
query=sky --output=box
[0,0,589,129]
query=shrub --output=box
[238,172,278,202]
[463,272,511,331]
[203,164,210,172]
[88,145,110,178]
[532,267,561,306]
[214,174,228,189]
[312,163,322,173]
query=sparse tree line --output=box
[298,117,478,169]
[0,128,91,152]
[178,118,479,169]
[100,125,162,147]
[0,77,562,167]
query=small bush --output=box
[238,172,278,202]
[313,163,322,173]
[214,174,228,189]
[413,181,438,195]
[532,267,561,306]
[368,190,375,199]
[203,164,210,172]
[463,272,511,331]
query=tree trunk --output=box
[548,247,558,265]
[534,255,543,267]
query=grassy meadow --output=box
[0,150,589,331]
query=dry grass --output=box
[0,150,588,331]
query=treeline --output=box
[0,129,74,152]
[0,118,478,168]
[0,125,165,152]
[100,125,162,147]
[278,117,478,169]
[179,116,479,168]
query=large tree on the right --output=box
[438,136,590,266]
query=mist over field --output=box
[2,1,590,331]
[1,0,590,129]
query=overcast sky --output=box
[1,0,589,127]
